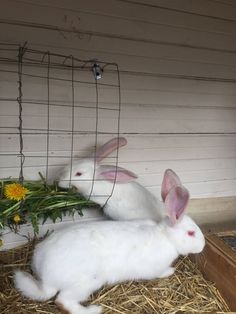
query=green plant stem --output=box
[41,200,94,211]
[2,201,21,215]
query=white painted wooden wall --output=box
[0,0,236,249]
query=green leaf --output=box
[0,176,98,233]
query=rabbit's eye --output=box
[187,230,195,237]
[76,172,82,176]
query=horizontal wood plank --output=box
[6,0,236,37]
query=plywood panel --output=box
[193,233,236,310]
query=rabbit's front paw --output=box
[159,267,175,278]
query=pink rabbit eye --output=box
[187,230,195,237]
[76,172,82,176]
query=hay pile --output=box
[0,241,230,314]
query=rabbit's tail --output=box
[14,270,57,301]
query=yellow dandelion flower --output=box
[13,214,21,223]
[0,239,3,247]
[5,183,29,201]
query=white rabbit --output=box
[58,137,174,221]
[14,180,205,314]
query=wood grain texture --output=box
[192,234,236,310]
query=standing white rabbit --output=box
[59,137,175,221]
[14,171,205,314]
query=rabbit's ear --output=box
[95,137,127,163]
[164,186,189,225]
[99,165,138,183]
[161,169,182,201]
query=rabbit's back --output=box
[102,181,165,221]
[32,220,177,287]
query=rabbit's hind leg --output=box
[55,287,102,314]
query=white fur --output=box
[59,157,165,221]
[14,270,57,301]
[14,216,205,314]
[58,139,190,223]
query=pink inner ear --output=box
[164,186,189,225]
[161,169,182,201]
[99,166,138,183]
[95,137,127,163]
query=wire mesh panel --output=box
[0,43,122,225]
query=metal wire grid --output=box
[0,43,122,204]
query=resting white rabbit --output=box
[14,182,205,314]
[59,137,169,221]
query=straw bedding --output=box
[0,240,231,314]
